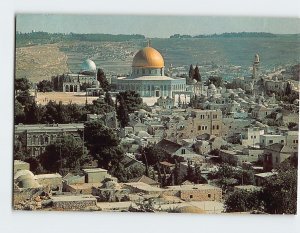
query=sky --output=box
[16,14,300,38]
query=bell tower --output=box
[252,53,260,80]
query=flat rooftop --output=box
[35,173,62,179]
[15,123,84,132]
[255,172,278,178]
[165,184,221,191]
[14,160,29,165]
[124,182,163,192]
[82,168,107,173]
[68,183,101,189]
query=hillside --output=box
[15,43,70,82]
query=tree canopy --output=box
[37,80,53,92]
[116,91,143,113]
[84,120,122,169]
[40,135,90,174]
[97,68,110,92]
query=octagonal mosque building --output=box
[114,45,186,97]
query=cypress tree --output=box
[104,91,114,107]
[116,96,129,128]
[193,65,201,82]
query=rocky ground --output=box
[15,43,70,83]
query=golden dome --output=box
[132,46,164,68]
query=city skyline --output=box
[16,14,300,38]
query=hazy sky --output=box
[16,14,300,37]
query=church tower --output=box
[252,53,260,80]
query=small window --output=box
[269,140,273,144]
[190,195,193,199]
[208,194,211,198]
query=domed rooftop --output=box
[132,46,164,68]
[17,177,40,189]
[80,59,96,73]
[14,170,35,181]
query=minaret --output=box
[252,53,260,80]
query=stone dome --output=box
[15,173,40,189]
[14,170,35,181]
[132,46,164,68]
[17,177,40,189]
[80,59,96,73]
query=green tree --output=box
[66,103,86,122]
[285,82,292,96]
[88,98,115,115]
[56,101,69,123]
[224,190,263,213]
[15,99,25,124]
[173,160,184,185]
[24,157,45,174]
[185,160,195,182]
[116,91,143,113]
[42,100,59,123]
[208,76,223,87]
[194,163,207,184]
[193,65,201,82]
[84,120,124,169]
[24,101,44,124]
[116,95,130,128]
[139,145,166,167]
[261,168,297,214]
[40,135,89,173]
[97,68,110,91]
[15,77,31,94]
[104,92,114,107]
[37,80,53,92]
[16,90,34,106]
[188,64,194,80]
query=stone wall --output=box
[180,189,222,202]
[52,197,97,209]
[92,188,130,202]
[13,187,44,205]
[36,177,62,192]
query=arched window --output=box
[39,135,44,145]
[45,136,49,145]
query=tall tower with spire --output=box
[252,53,260,80]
